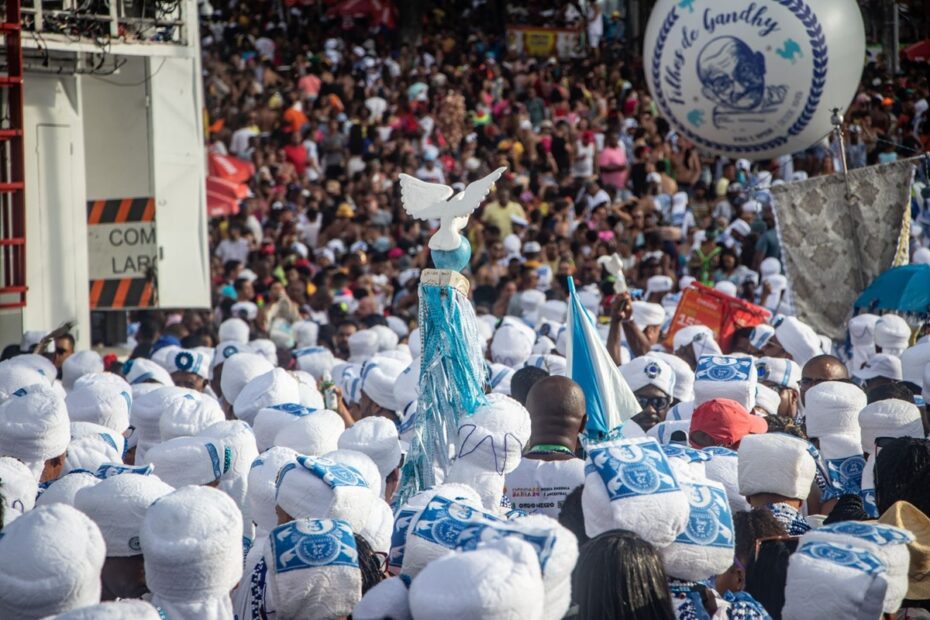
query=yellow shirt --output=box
[481,201,526,237]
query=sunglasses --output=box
[753,535,800,563]
[636,395,671,411]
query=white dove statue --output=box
[398,167,507,251]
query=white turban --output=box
[620,355,676,397]
[0,504,105,619]
[650,352,695,402]
[122,358,173,387]
[65,377,132,433]
[582,437,690,547]
[140,437,228,487]
[274,409,345,455]
[294,346,336,381]
[74,473,174,556]
[220,353,274,404]
[353,577,411,620]
[408,538,545,620]
[693,355,758,412]
[338,416,402,480]
[632,301,666,329]
[6,354,56,385]
[249,339,278,367]
[34,471,99,507]
[51,600,162,619]
[275,455,375,531]
[738,433,815,500]
[218,317,250,344]
[348,330,380,364]
[408,328,422,360]
[487,363,514,396]
[672,324,722,359]
[62,435,120,476]
[848,314,879,348]
[660,477,735,582]
[211,341,248,369]
[158,389,225,441]
[251,403,313,451]
[361,356,408,412]
[646,275,674,297]
[782,540,889,620]
[198,420,259,508]
[0,383,70,478]
[141,486,243,613]
[756,356,801,390]
[70,421,125,459]
[0,358,48,401]
[371,324,399,352]
[774,317,822,365]
[262,518,362,620]
[803,381,866,440]
[447,394,532,511]
[247,446,298,535]
[393,364,420,415]
[129,386,182,462]
[292,370,326,411]
[854,353,903,382]
[858,399,924,454]
[701,446,751,513]
[324,450,382,498]
[292,320,319,348]
[491,322,535,369]
[900,341,930,385]
[715,281,738,297]
[233,368,301,425]
[524,354,568,377]
[0,456,37,526]
[62,351,104,390]
[754,384,781,416]
[760,257,781,277]
[801,521,913,613]
[749,324,775,351]
[875,315,911,356]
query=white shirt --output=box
[504,457,585,518]
[215,238,250,264]
[230,127,258,159]
[416,165,445,184]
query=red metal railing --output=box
[0,0,25,309]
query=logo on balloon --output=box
[645,0,865,159]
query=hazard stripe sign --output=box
[87,197,157,310]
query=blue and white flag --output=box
[566,277,642,441]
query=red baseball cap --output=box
[689,398,767,448]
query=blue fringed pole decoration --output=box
[393,235,487,508]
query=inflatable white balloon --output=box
[644,0,865,160]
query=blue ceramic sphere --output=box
[431,235,472,271]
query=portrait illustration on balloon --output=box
[644,0,866,160]
[697,36,788,130]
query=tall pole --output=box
[884,0,900,75]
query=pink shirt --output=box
[598,146,628,190]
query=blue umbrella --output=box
[854,264,930,314]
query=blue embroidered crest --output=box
[95,463,154,478]
[695,355,754,382]
[269,518,358,574]
[797,541,886,576]
[388,508,419,571]
[98,432,119,452]
[663,444,712,464]
[701,446,738,458]
[674,483,734,548]
[825,455,865,495]
[588,439,680,500]
[820,521,914,546]
[296,455,368,489]
[645,361,662,379]
[266,402,317,417]
[205,442,223,480]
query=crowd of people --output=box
[1,1,930,619]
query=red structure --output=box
[0,0,25,309]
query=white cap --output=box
[164,349,210,380]
[34,471,100,508]
[140,437,228,487]
[250,338,278,367]
[211,341,248,369]
[848,314,880,347]
[646,275,674,297]
[714,281,738,297]
[247,446,298,534]
[273,410,346,455]
[64,376,132,433]
[774,317,822,365]
[754,384,781,416]
[230,301,258,321]
[74,473,174,557]
[253,403,318,452]
[854,353,903,381]
[233,368,301,425]
[673,325,722,359]
[738,433,815,500]
[0,384,71,479]
[51,600,163,619]
[61,351,104,390]
[875,315,911,356]
[650,352,695,402]
[899,342,930,385]
[218,317,250,343]
[0,358,49,401]
[292,320,320,348]
[0,504,105,619]
[275,455,375,531]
